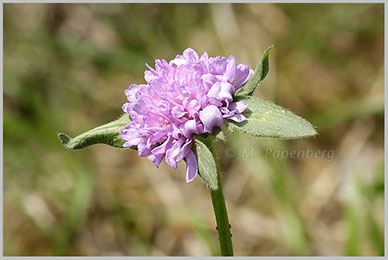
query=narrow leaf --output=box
[58,114,133,150]
[225,96,317,139]
[235,45,273,96]
[192,137,218,190]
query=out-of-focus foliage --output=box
[4,3,384,256]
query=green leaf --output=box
[224,96,317,139]
[192,137,218,190]
[212,127,227,142]
[58,114,133,150]
[235,45,273,97]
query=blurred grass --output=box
[3,3,384,256]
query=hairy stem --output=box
[204,139,234,256]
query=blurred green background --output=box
[3,3,384,256]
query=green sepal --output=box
[225,96,317,139]
[58,114,134,150]
[192,136,218,190]
[235,45,273,96]
[212,127,227,142]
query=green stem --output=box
[205,139,234,256]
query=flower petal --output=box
[165,138,185,168]
[225,56,237,83]
[207,82,221,98]
[199,105,224,134]
[151,135,173,155]
[125,84,143,102]
[182,48,200,61]
[181,119,199,138]
[209,56,227,75]
[148,154,165,167]
[201,73,217,89]
[226,113,247,122]
[176,139,192,162]
[137,141,152,157]
[185,149,198,183]
[229,101,248,113]
[233,64,251,89]
[217,82,234,104]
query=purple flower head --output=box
[121,48,253,183]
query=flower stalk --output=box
[202,138,233,256]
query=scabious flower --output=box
[120,48,253,182]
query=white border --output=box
[1,0,386,259]
[1,0,386,3]
[1,0,3,258]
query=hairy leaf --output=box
[235,46,273,96]
[225,96,317,139]
[59,114,133,150]
[192,137,218,190]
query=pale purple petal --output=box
[209,56,227,75]
[182,119,199,137]
[151,136,172,155]
[170,58,187,66]
[137,142,151,157]
[172,124,182,139]
[125,84,143,102]
[120,126,143,146]
[207,82,221,98]
[201,73,217,89]
[233,64,250,89]
[182,48,200,61]
[217,82,234,104]
[200,51,209,61]
[144,64,158,82]
[226,113,247,122]
[186,99,201,116]
[185,149,198,183]
[229,101,248,113]
[122,103,132,114]
[176,140,192,162]
[148,154,165,167]
[199,105,224,134]
[225,56,237,83]
[123,138,142,147]
[166,140,182,169]
[223,101,248,120]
